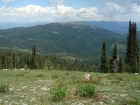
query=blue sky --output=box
[0,0,140,22]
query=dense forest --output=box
[0,45,97,72]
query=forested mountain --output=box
[1,21,140,34]
[0,23,126,59]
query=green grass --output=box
[0,69,139,105]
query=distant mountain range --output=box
[0,23,127,60]
[0,21,140,34]
[0,22,49,29]
[84,21,140,34]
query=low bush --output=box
[50,87,66,102]
[130,100,140,105]
[77,83,95,97]
[0,83,9,93]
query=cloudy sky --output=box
[0,0,140,22]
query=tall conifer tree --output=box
[110,42,119,72]
[100,42,110,73]
[30,45,38,69]
[2,54,7,69]
[118,56,125,73]
[126,21,139,73]
[12,52,16,69]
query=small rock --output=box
[84,73,92,80]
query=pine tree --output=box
[118,56,125,73]
[110,42,119,72]
[112,42,118,60]
[1,54,7,69]
[126,21,139,73]
[30,45,38,69]
[100,42,110,73]
[83,64,87,72]
[132,22,139,73]
[12,52,16,69]
[74,59,78,70]
[126,21,133,64]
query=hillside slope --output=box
[0,23,126,58]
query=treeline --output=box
[100,21,139,73]
[0,45,97,71]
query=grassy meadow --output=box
[0,69,140,105]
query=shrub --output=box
[50,87,66,102]
[77,83,95,97]
[0,83,9,93]
[130,100,140,105]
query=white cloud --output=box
[102,2,128,21]
[0,4,105,22]
[0,1,140,22]
[47,0,63,7]
[130,3,140,13]
[106,0,131,5]
[101,2,140,21]
[104,2,126,15]
[2,0,15,4]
